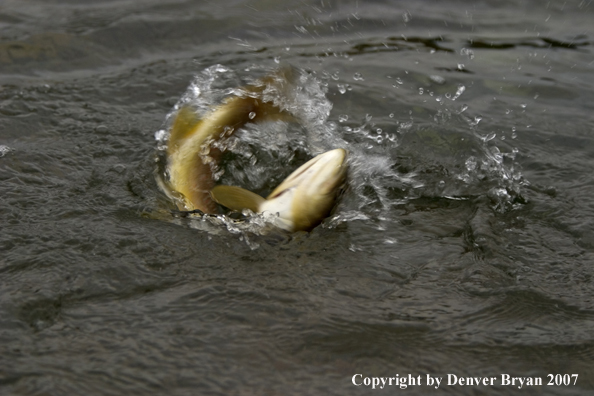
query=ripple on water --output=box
[1,0,594,394]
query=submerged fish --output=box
[159,69,347,232]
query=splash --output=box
[154,64,526,241]
[320,77,527,222]
[0,145,12,157]
[154,64,343,239]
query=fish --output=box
[211,148,347,232]
[159,69,347,232]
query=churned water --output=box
[1,0,593,395]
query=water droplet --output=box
[213,65,228,73]
[331,71,340,80]
[452,85,466,100]
[489,187,510,202]
[338,114,349,122]
[470,116,482,126]
[337,84,347,94]
[465,156,477,171]
[402,11,412,23]
[274,56,281,64]
[353,72,364,81]
[490,146,502,161]
[460,48,475,59]
[249,112,256,119]
[430,75,446,84]
[389,113,395,118]
[418,88,424,95]
[200,143,211,156]
[0,145,12,157]
[154,129,167,142]
[482,132,496,142]
[398,121,413,131]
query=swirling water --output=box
[1,0,593,395]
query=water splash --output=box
[154,64,345,237]
[0,145,12,157]
[154,64,527,241]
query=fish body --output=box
[165,95,281,213]
[211,148,347,231]
[160,70,347,232]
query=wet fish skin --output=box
[162,68,347,232]
[211,148,348,232]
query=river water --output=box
[1,0,593,395]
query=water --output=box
[1,0,593,394]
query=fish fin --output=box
[210,185,265,212]
[167,106,201,156]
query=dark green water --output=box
[1,0,593,395]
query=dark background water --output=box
[1,0,593,395]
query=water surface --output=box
[1,0,594,395]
